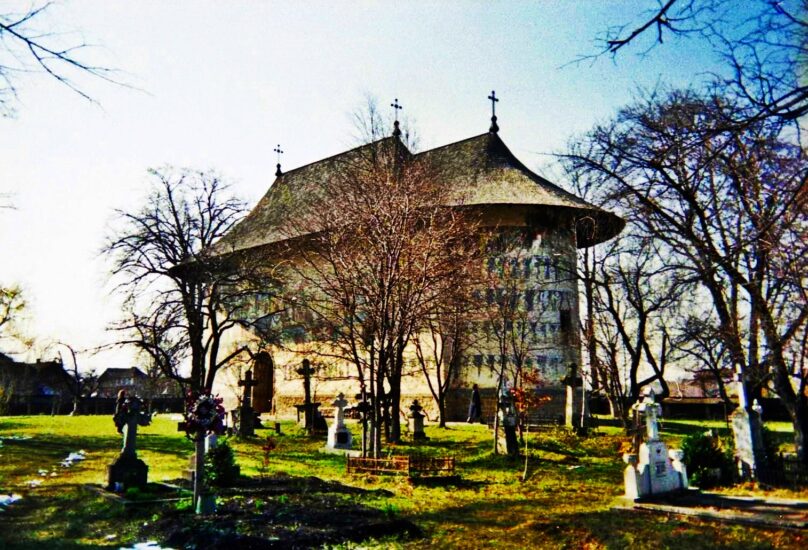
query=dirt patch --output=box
[144,475,421,549]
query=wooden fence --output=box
[347,455,456,478]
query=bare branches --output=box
[585,0,808,124]
[279,126,482,451]
[104,167,281,392]
[0,2,122,117]
[563,88,808,461]
[603,0,697,55]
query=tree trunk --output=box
[437,395,447,428]
[794,404,808,467]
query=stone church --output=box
[211,104,623,423]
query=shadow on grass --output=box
[411,498,797,549]
[0,483,150,549]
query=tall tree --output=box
[104,167,279,393]
[564,89,808,463]
[282,120,480,454]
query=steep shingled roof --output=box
[211,132,622,256]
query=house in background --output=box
[95,367,149,398]
[95,366,184,401]
[0,352,73,414]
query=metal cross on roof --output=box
[488,90,500,133]
[488,90,499,116]
[274,144,284,177]
[391,98,403,119]
[391,98,403,138]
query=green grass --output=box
[0,415,805,549]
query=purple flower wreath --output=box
[182,390,226,441]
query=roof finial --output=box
[391,98,403,138]
[274,144,284,177]
[488,90,499,133]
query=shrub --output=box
[681,431,734,488]
[204,440,241,487]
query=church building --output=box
[211,96,623,424]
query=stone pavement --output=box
[613,489,808,529]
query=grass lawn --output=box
[0,414,805,549]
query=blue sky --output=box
[0,1,734,371]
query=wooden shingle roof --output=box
[211,132,623,256]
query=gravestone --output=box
[563,363,583,429]
[352,391,372,456]
[498,383,519,456]
[236,370,259,437]
[252,351,274,413]
[623,390,688,499]
[730,367,766,480]
[107,393,152,491]
[408,399,428,441]
[295,359,321,433]
[326,392,353,450]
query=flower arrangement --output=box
[182,390,226,441]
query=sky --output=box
[0,1,733,372]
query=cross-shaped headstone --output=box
[119,395,151,458]
[238,370,259,410]
[274,144,284,176]
[488,90,500,133]
[296,359,315,407]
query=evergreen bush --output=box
[681,431,733,488]
[204,440,241,487]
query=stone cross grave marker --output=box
[623,389,688,499]
[327,392,353,450]
[237,369,259,437]
[408,399,429,442]
[730,366,766,480]
[296,359,318,432]
[108,393,152,491]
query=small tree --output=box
[479,230,558,453]
[0,284,27,348]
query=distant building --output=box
[95,367,149,398]
[0,352,73,414]
[95,367,183,400]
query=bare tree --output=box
[589,0,808,123]
[671,313,734,406]
[281,118,481,454]
[564,89,808,463]
[104,167,281,393]
[0,2,120,117]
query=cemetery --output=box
[0,403,806,548]
[2,2,807,549]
